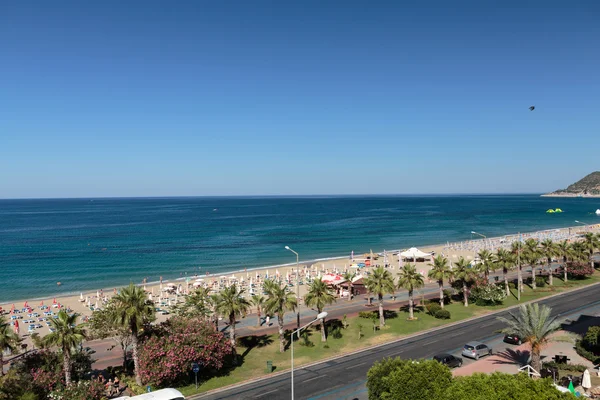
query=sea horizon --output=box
[1,194,599,303]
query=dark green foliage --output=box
[442,289,453,304]
[299,331,314,347]
[434,309,451,320]
[441,372,572,399]
[359,311,375,319]
[535,276,546,287]
[329,325,343,339]
[575,325,600,363]
[366,358,452,400]
[542,361,587,372]
[426,303,441,316]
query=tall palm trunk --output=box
[319,308,327,342]
[547,257,553,286]
[531,264,537,289]
[517,265,522,301]
[564,256,568,282]
[63,346,72,386]
[408,289,414,320]
[531,344,542,373]
[348,283,353,302]
[278,313,285,353]
[229,312,236,348]
[256,306,262,327]
[438,280,444,309]
[503,267,509,297]
[0,353,3,377]
[462,281,468,307]
[132,334,142,385]
[378,294,385,327]
[591,250,595,269]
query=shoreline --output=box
[541,193,600,198]
[3,222,599,307]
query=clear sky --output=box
[2,1,599,198]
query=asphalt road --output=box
[193,282,600,400]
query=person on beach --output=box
[265,315,270,326]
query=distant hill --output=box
[542,172,600,197]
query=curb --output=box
[188,280,600,399]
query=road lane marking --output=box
[422,339,438,346]
[480,322,496,328]
[303,374,327,383]
[345,362,366,370]
[256,389,279,397]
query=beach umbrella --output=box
[24,301,28,308]
[96,290,100,298]
[568,380,575,394]
[79,293,83,301]
[40,300,44,306]
[95,300,98,309]
[583,369,592,391]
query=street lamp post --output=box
[285,245,301,329]
[471,231,487,249]
[291,312,327,400]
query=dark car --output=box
[503,334,523,345]
[433,353,463,368]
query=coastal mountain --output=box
[543,172,600,197]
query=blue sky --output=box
[2,1,599,198]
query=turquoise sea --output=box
[1,195,599,302]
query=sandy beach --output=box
[3,223,599,348]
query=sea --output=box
[1,195,599,303]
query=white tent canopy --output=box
[596,209,600,215]
[400,247,431,259]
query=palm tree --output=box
[428,255,453,309]
[571,241,589,262]
[112,283,155,385]
[304,278,336,341]
[524,239,541,289]
[540,239,557,286]
[264,280,297,352]
[497,303,560,373]
[250,294,266,327]
[174,287,212,319]
[556,240,571,282]
[582,232,600,268]
[43,310,86,386]
[511,241,524,300]
[0,316,20,377]
[453,257,476,307]
[364,267,396,327]
[476,249,494,281]
[341,271,357,302]
[397,264,424,320]
[494,248,514,297]
[214,283,250,349]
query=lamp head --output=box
[285,245,290,250]
[470,231,476,234]
[317,311,328,320]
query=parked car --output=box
[461,341,493,360]
[503,333,523,345]
[433,353,463,368]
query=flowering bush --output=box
[138,317,234,387]
[470,280,507,305]
[567,262,594,279]
[48,380,105,400]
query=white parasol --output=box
[583,369,592,390]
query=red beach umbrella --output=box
[40,301,44,306]
[24,301,28,308]
[53,298,57,304]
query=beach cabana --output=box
[400,247,432,262]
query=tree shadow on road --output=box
[492,348,532,367]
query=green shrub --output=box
[576,339,600,364]
[434,309,451,319]
[508,281,517,290]
[300,331,314,347]
[542,361,587,372]
[470,282,507,305]
[330,325,343,339]
[367,358,452,400]
[443,289,453,304]
[426,303,442,316]
[535,276,546,287]
[359,311,375,319]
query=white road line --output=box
[451,332,464,337]
[303,374,327,383]
[345,362,366,370]
[389,350,404,356]
[480,322,496,328]
[422,340,438,346]
[257,389,279,397]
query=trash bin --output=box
[266,360,273,373]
